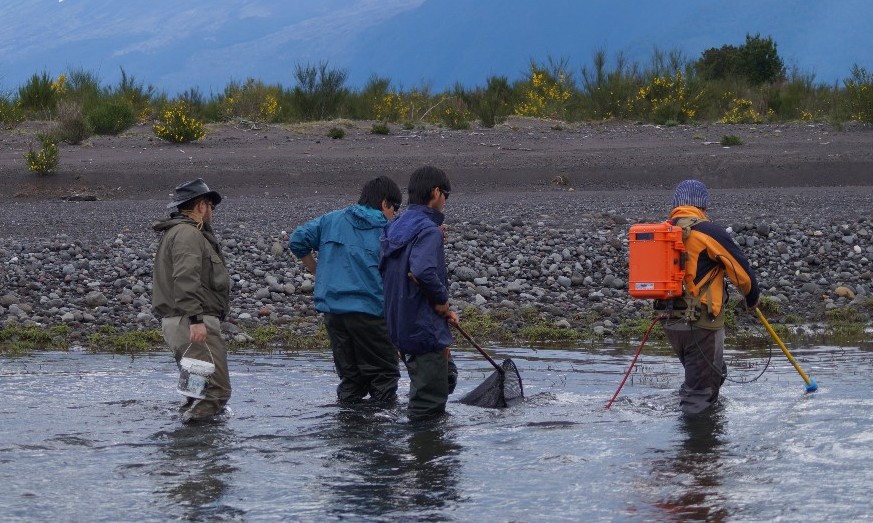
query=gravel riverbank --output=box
[2,119,872,348]
[1,185,872,347]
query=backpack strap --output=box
[671,216,717,322]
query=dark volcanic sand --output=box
[2,117,872,205]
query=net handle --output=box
[454,324,504,374]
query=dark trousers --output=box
[664,325,726,416]
[325,312,400,402]
[402,349,458,421]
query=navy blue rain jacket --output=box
[379,204,453,355]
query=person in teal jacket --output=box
[289,176,403,402]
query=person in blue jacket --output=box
[380,166,459,421]
[289,176,403,403]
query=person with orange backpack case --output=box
[657,179,760,417]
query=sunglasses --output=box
[439,188,451,200]
[391,202,401,213]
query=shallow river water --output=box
[1,342,871,522]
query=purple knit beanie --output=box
[672,179,709,209]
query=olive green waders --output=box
[162,315,231,421]
[403,349,458,421]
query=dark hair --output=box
[407,165,451,205]
[358,176,402,210]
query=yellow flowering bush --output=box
[721,98,764,124]
[372,92,405,122]
[50,74,67,96]
[439,97,471,129]
[634,71,698,124]
[153,101,205,143]
[515,64,573,119]
[372,89,434,123]
[259,94,279,121]
[221,79,281,122]
[24,133,59,175]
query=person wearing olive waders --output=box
[659,179,760,417]
[152,178,232,423]
[380,166,459,421]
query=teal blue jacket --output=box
[289,204,388,316]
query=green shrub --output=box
[87,98,136,135]
[843,64,873,123]
[720,134,743,146]
[439,96,471,129]
[695,33,785,85]
[370,122,390,135]
[327,127,345,139]
[53,100,93,144]
[0,97,25,129]
[153,101,206,143]
[220,78,281,122]
[470,75,514,127]
[579,50,640,120]
[115,68,156,120]
[291,61,348,121]
[65,68,102,108]
[18,71,58,115]
[24,133,59,174]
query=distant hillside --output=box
[1,0,870,95]
[343,0,873,89]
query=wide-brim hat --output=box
[167,178,222,209]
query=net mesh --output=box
[458,359,523,408]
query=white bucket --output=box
[177,356,215,399]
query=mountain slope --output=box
[0,0,869,95]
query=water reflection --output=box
[651,412,729,522]
[152,422,244,521]
[321,404,462,521]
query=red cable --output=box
[604,314,666,410]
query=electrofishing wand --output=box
[754,307,818,393]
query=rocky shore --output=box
[1,186,872,349]
[1,119,872,349]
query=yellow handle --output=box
[754,307,813,386]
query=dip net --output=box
[459,358,524,409]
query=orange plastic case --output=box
[628,222,686,299]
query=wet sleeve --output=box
[700,223,760,306]
[289,215,323,259]
[409,227,448,305]
[170,227,205,317]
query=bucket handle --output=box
[181,342,215,365]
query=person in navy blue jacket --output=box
[289,176,403,403]
[380,166,459,421]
